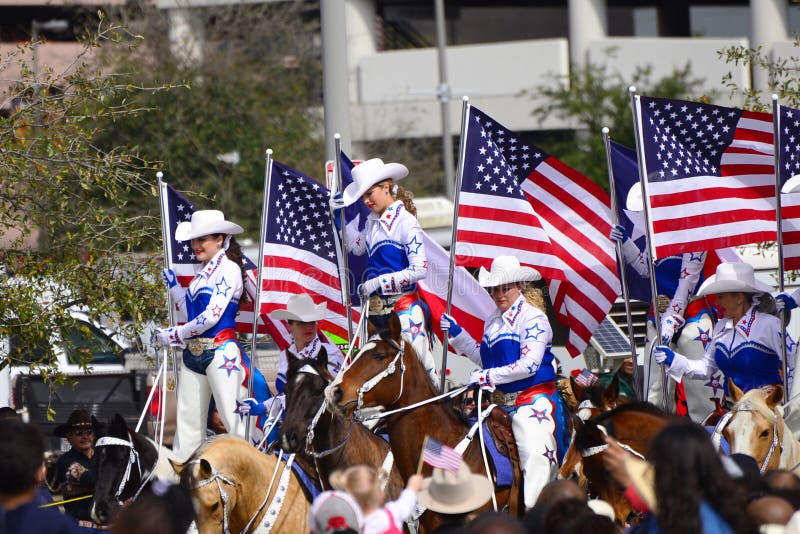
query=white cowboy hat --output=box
[342,158,408,207]
[696,262,772,297]
[477,255,541,288]
[175,210,243,242]
[416,463,493,515]
[269,293,327,322]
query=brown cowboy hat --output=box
[54,409,94,437]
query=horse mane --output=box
[732,387,778,424]
[178,434,231,488]
[593,401,666,423]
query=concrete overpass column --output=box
[568,0,607,66]
[750,0,788,90]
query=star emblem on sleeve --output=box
[215,277,231,296]
[405,235,423,255]
[524,323,545,340]
[542,446,557,465]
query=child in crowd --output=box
[330,465,423,534]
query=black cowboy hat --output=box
[54,409,94,437]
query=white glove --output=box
[155,327,184,348]
[660,313,685,345]
[329,192,345,210]
[469,369,495,392]
[358,278,381,299]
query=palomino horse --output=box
[279,347,404,499]
[559,403,671,523]
[326,313,520,533]
[91,413,179,525]
[721,381,800,474]
[171,436,310,534]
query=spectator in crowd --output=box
[330,465,423,534]
[746,495,795,530]
[309,490,363,534]
[465,510,525,534]
[417,463,494,530]
[605,420,754,534]
[0,419,81,533]
[53,409,100,531]
[110,478,195,534]
[542,498,619,534]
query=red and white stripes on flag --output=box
[259,161,360,345]
[636,96,776,259]
[417,233,495,345]
[455,105,620,357]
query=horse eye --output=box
[210,502,219,512]
[760,429,770,438]
[372,351,388,361]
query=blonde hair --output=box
[329,465,382,513]
[382,179,417,217]
[521,283,546,312]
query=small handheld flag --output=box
[417,435,462,474]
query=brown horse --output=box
[279,346,405,499]
[560,403,670,523]
[722,382,800,474]
[170,435,310,534]
[568,373,630,421]
[326,313,519,532]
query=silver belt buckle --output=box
[187,338,213,356]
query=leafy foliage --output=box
[0,16,166,390]
[532,54,706,189]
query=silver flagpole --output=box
[333,134,354,343]
[629,87,669,412]
[602,128,641,400]
[440,96,470,394]
[157,173,179,396]
[772,95,790,403]
[245,149,273,439]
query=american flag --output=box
[778,105,800,270]
[260,161,355,342]
[455,105,620,357]
[339,152,495,347]
[159,182,288,343]
[421,436,462,472]
[573,368,599,387]
[636,96,776,258]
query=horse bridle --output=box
[578,424,645,461]
[714,403,781,474]
[189,454,294,534]
[94,434,148,503]
[300,364,353,460]
[351,336,406,421]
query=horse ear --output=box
[387,312,402,344]
[603,374,620,405]
[317,346,329,369]
[169,458,185,476]
[111,413,128,435]
[199,458,213,478]
[570,376,584,402]
[286,349,300,367]
[766,384,784,408]
[728,378,744,403]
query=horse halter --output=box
[94,435,143,503]
[352,336,406,421]
[190,459,237,534]
[723,403,781,474]
[579,424,645,460]
[301,364,353,459]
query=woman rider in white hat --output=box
[331,158,438,384]
[653,262,787,396]
[440,255,568,509]
[239,293,345,417]
[157,210,271,459]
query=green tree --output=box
[0,16,166,390]
[95,1,325,235]
[717,41,800,112]
[532,55,706,189]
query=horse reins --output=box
[352,337,407,420]
[578,424,646,461]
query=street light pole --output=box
[434,0,454,200]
